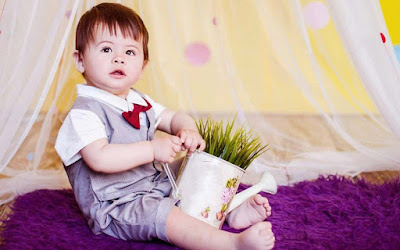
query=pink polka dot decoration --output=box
[185,42,211,66]
[212,17,217,26]
[65,10,72,19]
[303,2,330,29]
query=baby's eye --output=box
[126,50,135,56]
[101,47,112,53]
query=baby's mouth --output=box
[110,70,126,76]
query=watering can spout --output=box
[227,171,277,213]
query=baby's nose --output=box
[113,58,125,64]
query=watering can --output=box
[162,151,277,228]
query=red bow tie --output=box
[122,99,152,129]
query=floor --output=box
[357,170,400,184]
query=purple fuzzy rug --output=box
[1,176,400,249]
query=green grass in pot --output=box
[196,116,268,170]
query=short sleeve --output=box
[55,109,107,166]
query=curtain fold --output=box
[0,0,79,204]
[0,0,78,172]
[327,0,400,140]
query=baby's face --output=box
[79,26,146,98]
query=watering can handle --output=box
[161,163,181,199]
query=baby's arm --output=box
[80,135,182,174]
[157,109,206,155]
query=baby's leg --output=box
[166,206,275,250]
[226,194,272,230]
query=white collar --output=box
[76,84,148,112]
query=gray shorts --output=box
[95,177,179,242]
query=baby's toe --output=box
[263,203,272,215]
[254,194,269,205]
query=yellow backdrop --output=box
[47,0,400,114]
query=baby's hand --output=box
[151,135,182,163]
[176,129,206,155]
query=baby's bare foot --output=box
[234,221,275,250]
[227,194,271,229]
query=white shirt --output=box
[55,84,166,166]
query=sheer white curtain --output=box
[328,0,400,139]
[244,0,400,184]
[0,0,79,204]
[276,0,400,184]
[0,0,78,171]
[0,0,399,206]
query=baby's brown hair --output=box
[75,3,149,61]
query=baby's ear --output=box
[142,60,148,70]
[73,50,85,73]
[138,60,148,78]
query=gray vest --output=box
[65,93,159,207]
